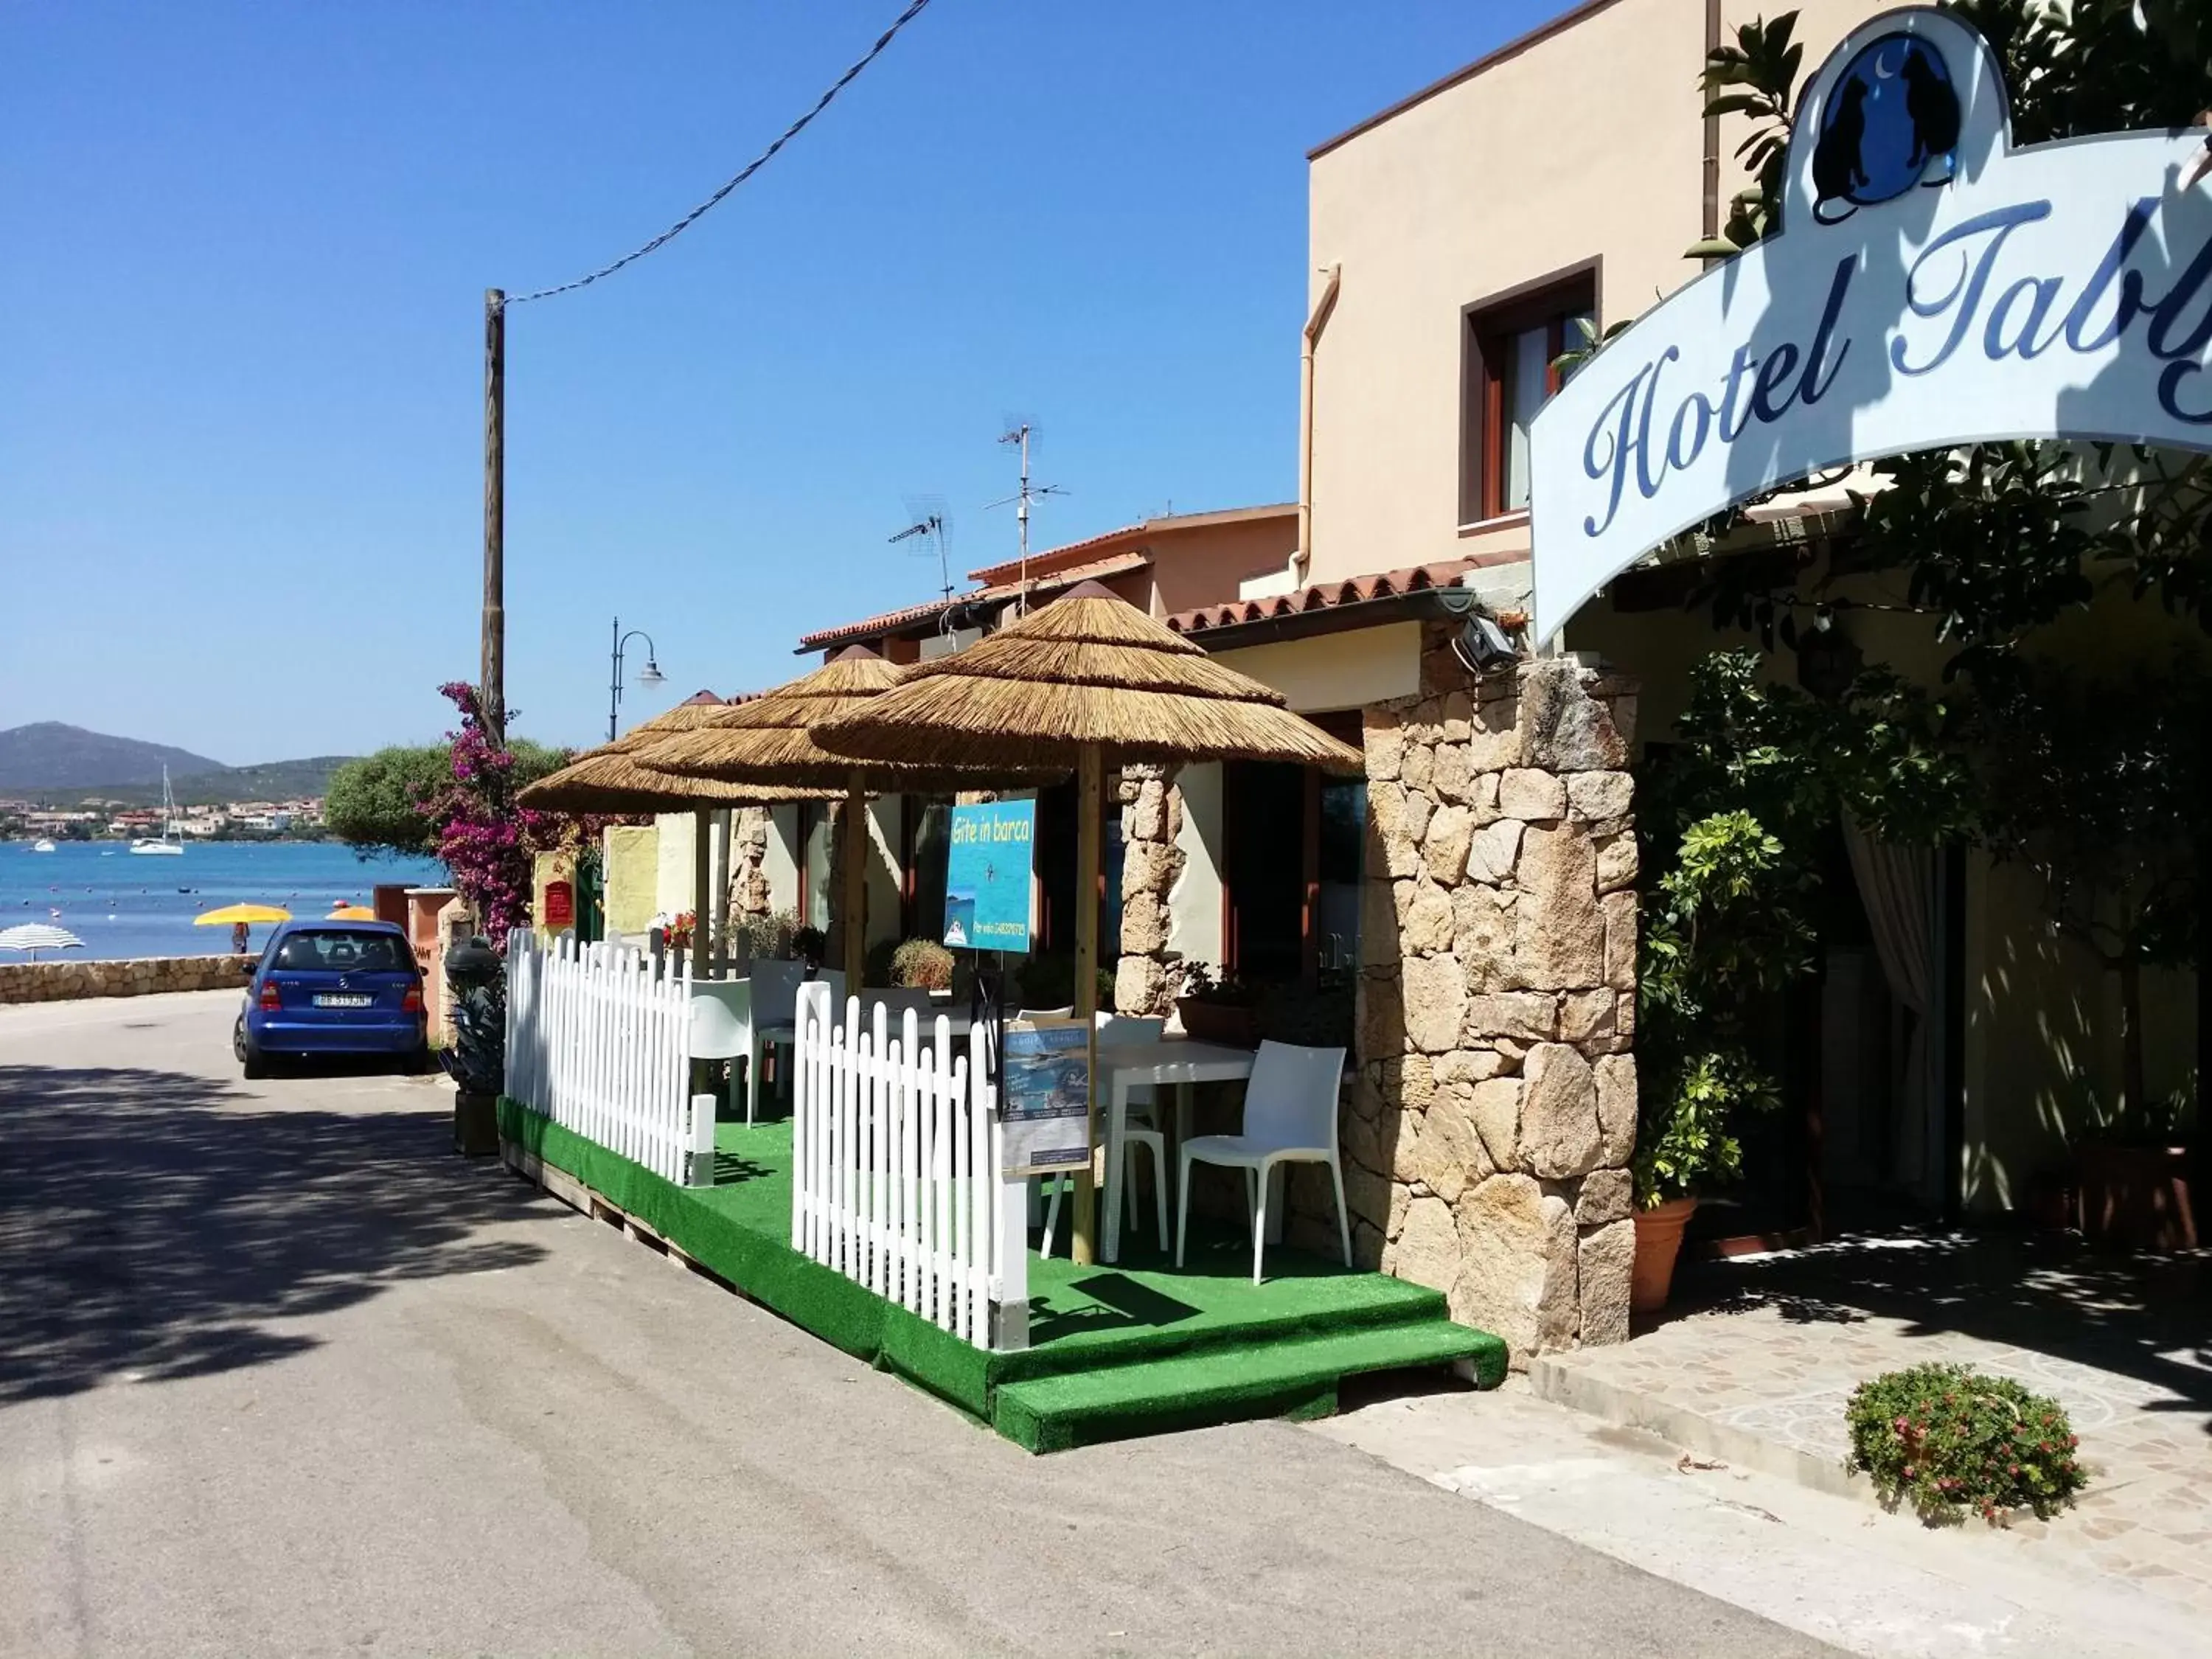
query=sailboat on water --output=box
[130,767,185,856]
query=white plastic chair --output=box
[749,962,845,1120]
[1176,1040,1349,1284]
[1040,1013,1168,1257]
[688,979,754,1121]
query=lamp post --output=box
[608,619,665,741]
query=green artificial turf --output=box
[497,1101,1506,1450]
[994,1320,1494,1453]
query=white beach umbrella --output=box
[0,923,86,960]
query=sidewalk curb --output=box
[1529,1354,1866,1503]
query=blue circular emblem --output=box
[1810,32,1960,223]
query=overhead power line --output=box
[508,0,937,305]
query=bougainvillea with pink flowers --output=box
[420,682,594,947]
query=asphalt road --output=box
[0,990,1834,1658]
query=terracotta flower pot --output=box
[1176,998,1259,1048]
[1631,1197,1698,1312]
[2076,1143,2197,1251]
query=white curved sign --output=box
[1528,6,2212,642]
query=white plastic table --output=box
[1094,1036,1258,1264]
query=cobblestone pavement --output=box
[1531,1231,2212,1623]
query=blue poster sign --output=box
[999,1017,1091,1174]
[943,797,1035,953]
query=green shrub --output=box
[731,908,801,962]
[1844,1363,2087,1526]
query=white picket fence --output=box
[791,988,1017,1348]
[504,928,714,1186]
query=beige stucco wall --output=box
[1170,761,1226,973]
[602,824,659,940]
[1213,622,1420,714]
[1143,516,1300,617]
[1304,0,1879,589]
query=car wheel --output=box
[241,1039,270,1081]
[232,1015,248,1063]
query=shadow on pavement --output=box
[0,1062,546,1405]
[1670,1228,2212,1426]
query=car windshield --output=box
[270,930,411,973]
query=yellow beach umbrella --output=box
[327,904,376,920]
[194,903,293,926]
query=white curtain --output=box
[1842,816,1937,1190]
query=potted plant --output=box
[1632,1050,1779,1309]
[2074,1092,2198,1251]
[1175,961,1260,1047]
[1630,653,1975,1310]
[730,907,801,970]
[889,937,956,997]
[1631,801,1804,1310]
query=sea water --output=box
[0,841,447,961]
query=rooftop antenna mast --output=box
[989,422,1066,613]
[888,502,952,602]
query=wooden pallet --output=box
[501,1137,735,1292]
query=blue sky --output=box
[3,0,1562,762]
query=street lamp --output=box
[609,618,665,740]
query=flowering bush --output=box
[420,682,586,947]
[1845,1363,2087,1526]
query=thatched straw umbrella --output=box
[810,581,1363,1263]
[633,650,1059,983]
[520,696,833,978]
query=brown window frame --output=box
[1461,265,1599,526]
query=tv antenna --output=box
[987,421,1067,613]
[888,495,953,602]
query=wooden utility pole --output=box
[482,288,507,745]
[1071,745,1104,1264]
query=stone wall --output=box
[1115,762,1185,1017]
[1301,627,1638,1366]
[0,954,254,1005]
[729,806,773,920]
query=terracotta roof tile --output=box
[797,551,1152,651]
[1164,558,1480,637]
[964,523,1145,586]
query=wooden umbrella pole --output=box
[1071,744,1103,1265]
[841,777,869,984]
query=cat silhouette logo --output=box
[1809,32,1961,223]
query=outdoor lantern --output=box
[1795,615,1863,701]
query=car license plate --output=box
[313,994,374,1008]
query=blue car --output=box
[234,919,429,1078]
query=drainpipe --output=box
[1702,0,1722,244]
[1295,263,1343,583]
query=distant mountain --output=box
[0,725,355,804]
[164,757,355,806]
[0,723,223,791]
